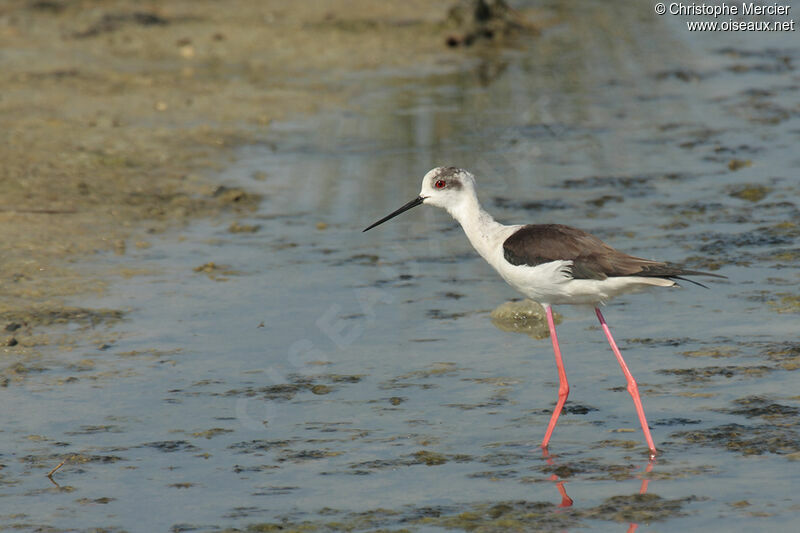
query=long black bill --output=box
[363,196,425,232]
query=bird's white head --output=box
[419,167,477,214]
[363,167,478,232]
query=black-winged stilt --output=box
[363,167,725,457]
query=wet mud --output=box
[0,0,461,370]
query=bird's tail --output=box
[667,269,727,289]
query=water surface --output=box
[2,2,799,531]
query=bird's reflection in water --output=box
[542,449,574,508]
[542,449,655,532]
[626,460,654,533]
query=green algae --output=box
[768,293,800,314]
[658,365,772,382]
[223,374,363,401]
[229,493,694,533]
[412,450,450,466]
[380,363,464,390]
[228,221,261,233]
[727,396,799,420]
[680,347,739,358]
[0,307,124,328]
[727,159,752,171]
[584,493,692,523]
[676,423,800,455]
[728,184,769,202]
[347,450,473,473]
[489,300,560,340]
[192,261,242,281]
[190,428,234,439]
[760,342,800,370]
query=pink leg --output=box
[541,305,569,450]
[595,308,657,457]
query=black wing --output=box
[502,224,725,284]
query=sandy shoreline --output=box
[1,0,541,360]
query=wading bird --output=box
[364,167,724,457]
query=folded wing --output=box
[502,224,724,285]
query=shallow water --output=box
[2,2,799,531]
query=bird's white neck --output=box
[446,194,509,267]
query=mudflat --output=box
[0,0,477,346]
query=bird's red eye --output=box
[435,180,446,189]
